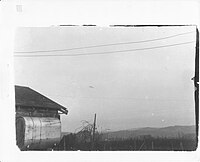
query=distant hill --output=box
[102,125,196,140]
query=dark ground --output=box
[56,133,197,151]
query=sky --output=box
[14,26,196,132]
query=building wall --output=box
[16,106,60,119]
[16,106,61,150]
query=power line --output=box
[48,94,191,102]
[14,41,195,57]
[14,31,195,54]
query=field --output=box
[56,133,197,151]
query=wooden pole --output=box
[92,113,96,150]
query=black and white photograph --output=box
[14,25,198,151]
[0,0,200,162]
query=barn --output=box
[15,85,68,150]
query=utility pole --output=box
[91,113,96,150]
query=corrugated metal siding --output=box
[16,116,61,150]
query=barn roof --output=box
[15,85,68,114]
